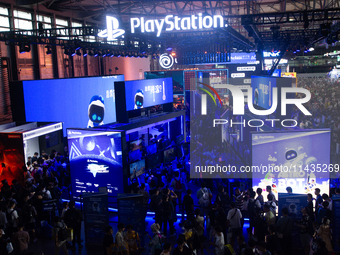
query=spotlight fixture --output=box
[19,43,30,54]
[70,49,76,57]
[76,50,81,56]
[83,50,88,57]
[45,45,52,55]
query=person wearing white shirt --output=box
[227,202,242,248]
[213,226,225,255]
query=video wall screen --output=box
[251,76,277,110]
[20,76,124,136]
[67,129,123,199]
[129,159,145,181]
[252,130,330,196]
[125,78,173,111]
[0,133,25,185]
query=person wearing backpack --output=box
[227,202,242,249]
[52,216,69,255]
[6,201,19,237]
[196,182,212,216]
[147,223,162,255]
[64,201,83,250]
[171,171,184,210]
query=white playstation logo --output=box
[97,16,125,40]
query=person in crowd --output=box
[256,187,264,205]
[12,223,30,255]
[266,186,276,203]
[212,226,224,255]
[314,188,323,213]
[0,205,7,230]
[263,204,275,227]
[22,199,37,242]
[317,217,333,252]
[125,224,140,255]
[173,237,192,255]
[286,187,292,194]
[0,229,10,255]
[215,186,230,210]
[266,194,277,213]
[233,188,244,210]
[160,242,172,255]
[64,201,83,250]
[276,208,293,255]
[237,235,247,255]
[246,191,261,233]
[6,200,19,236]
[52,216,69,255]
[253,207,266,242]
[138,183,149,221]
[171,171,184,208]
[115,223,127,254]
[61,202,68,221]
[162,194,175,237]
[227,201,242,248]
[265,225,279,255]
[316,201,332,225]
[194,208,204,242]
[103,225,114,255]
[147,223,162,255]
[183,189,194,219]
[321,194,332,210]
[313,238,329,255]
[297,207,314,255]
[307,193,315,222]
[196,182,212,215]
[257,241,271,255]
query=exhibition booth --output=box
[0,121,63,185]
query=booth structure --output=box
[0,122,63,185]
[67,76,186,208]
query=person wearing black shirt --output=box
[183,189,194,218]
[64,201,83,249]
[103,226,114,255]
[173,237,193,255]
[307,193,315,222]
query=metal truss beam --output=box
[240,8,340,25]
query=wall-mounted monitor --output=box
[164,148,175,163]
[125,78,173,111]
[146,144,157,155]
[147,152,163,169]
[129,159,145,180]
[251,76,277,110]
[11,75,124,136]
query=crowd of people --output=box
[294,77,340,152]
[106,175,339,255]
[0,149,87,255]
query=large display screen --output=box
[125,78,173,111]
[67,129,123,199]
[22,76,124,136]
[252,130,330,196]
[251,76,277,110]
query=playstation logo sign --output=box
[97,16,125,40]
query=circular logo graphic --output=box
[159,53,174,69]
